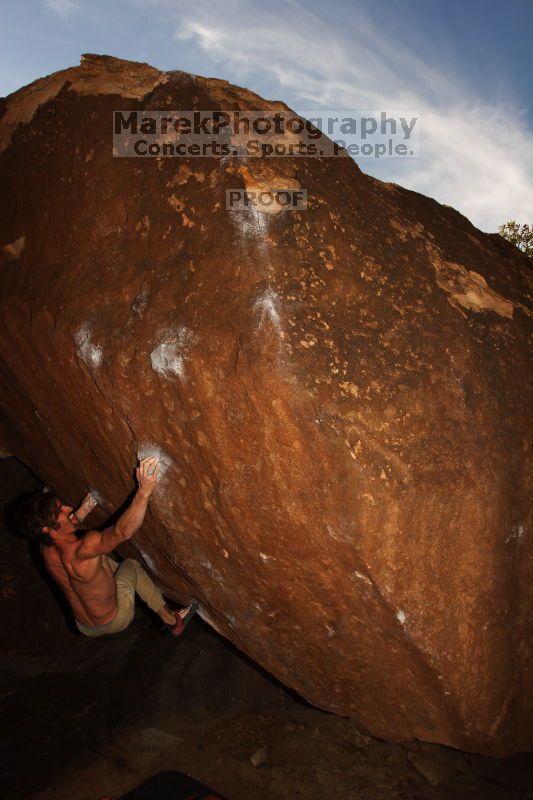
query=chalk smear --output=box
[75,324,103,369]
[136,544,156,572]
[137,442,173,482]
[150,325,195,379]
[198,606,224,636]
[131,291,149,319]
[353,570,373,586]
[254,287,282,332]
[231,207,270,241]
[88,487,107,508]
[505,524,524,543]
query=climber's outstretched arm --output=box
[76,457,160,560]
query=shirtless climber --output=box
[16,457,197,638]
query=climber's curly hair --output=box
[15,490,61,547]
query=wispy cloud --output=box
[44,0,78,18]
[171,0,532,231]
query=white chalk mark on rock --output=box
[132,291,149,319]
[254,287,282,332]
[150,326,195,379]
[231,207,270,241]
[88,487,107,508]
[325,524,351,544]
[197,605,224,636]
[137,442,173,482]
[75,324,103,369]
[137,544,156,572]
[505,524,524,543]
[353,570,373,586]
[151,342,184,377]
[199,556,225,586]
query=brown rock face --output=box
[0,55,531,756]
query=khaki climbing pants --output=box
[75,556,165,638]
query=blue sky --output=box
[1,0,532,231]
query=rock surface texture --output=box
[0,55,531,756]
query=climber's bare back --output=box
[41,536,118,627]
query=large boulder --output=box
[0,55,531,756]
